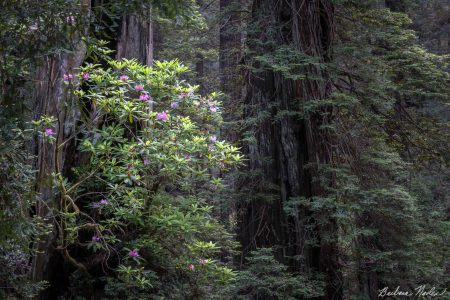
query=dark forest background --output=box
[0,0,449,299]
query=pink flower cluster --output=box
[93,199,109,207]
[187,258,208,271]
[128,249,140,257]
[44,128,55,136]
[139,93,151,101]
[156,111,168,121]
[63,73,73,81]
[66,15,76,25]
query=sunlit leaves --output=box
[67,58,242,297]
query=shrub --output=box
[47,59,242,298]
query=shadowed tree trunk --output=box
[116,13,153,65]
[239,0,344,298]
[31,1,91,298]
[220,0,243,141]
[219,0,241,94]
[31,4,154,299]
[385,0,407,12]
[116,11,154,137]
[196,53,205,94]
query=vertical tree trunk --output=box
[32,1,91,298]
[219,0,241,94]
[116,10,153,133]
[116,13,153,65]
[219,0,243,141]
[196,53,205,94]
[239,0,344,298]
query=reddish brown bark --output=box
[31,1,91,298]
[239,0,343,298]
[116,14,153,65]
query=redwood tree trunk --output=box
[32,2,91,298]
[239,0,343,298]
[31,2,155,297]
[116,13,153,65]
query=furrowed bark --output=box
[239,0,345,298]
[116,10,154,146]
[32,1,91,298]
[116,13,153,65]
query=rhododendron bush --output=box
[44,59,242,298]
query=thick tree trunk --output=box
[116,11,153,134]
[32,6,153,297]
[32,1,91,298]
[116,13,153,65]
[239,0,344,298]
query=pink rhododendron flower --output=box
[66,15,75,25]
[188,264,195,271]
[44,128,55,136]
[63,73,73,81]
[100,199,109,204]
[209,105,218,113]
[128,249,140,257]
[119,75,129,81]
[156,111,168,121]
[198,259,208,265]
[143,159,150,165]
[93,199,109,208]
[170,102,179,109]
[209,136,217,143]
[139,93,150,101]
[92,235,100,242]
[82,72,90,80]
[134,84,144,91]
